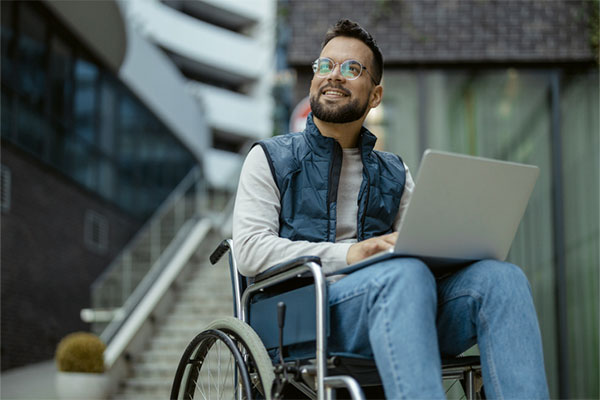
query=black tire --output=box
[171,318,275,400]
[170,329,251,399]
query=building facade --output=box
[0,0,209,370]
[279,1,599,398]
[1,0,277,372]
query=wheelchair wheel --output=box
[171,317,275,400]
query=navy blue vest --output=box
[257,113,406,243]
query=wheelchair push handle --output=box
[209,240,231,265]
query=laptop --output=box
[338,149,539,275]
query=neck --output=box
[313,116,366,148]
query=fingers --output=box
[346,232,399,264]
[368,236,395,252]
[380,232,398,245]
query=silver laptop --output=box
[340,149,539,274]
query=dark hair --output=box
[322,19,383,85]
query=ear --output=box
[369,85,383,108]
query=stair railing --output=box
[83,165,228,342]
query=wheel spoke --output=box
[217,339,221,398]
[193,365,209,400]
[173,324,268,400]
[220,350,234,400]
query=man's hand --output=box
[346,232,398,265]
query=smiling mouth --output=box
[322,90,347,97]
[320,86,350,99]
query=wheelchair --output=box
[170,239,484,400]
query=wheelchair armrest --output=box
[253,256,322,283]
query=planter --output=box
[55,371,109,400]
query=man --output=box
[233,19,549,399]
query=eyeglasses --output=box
[312,57,377,84]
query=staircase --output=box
[112,248,233,399]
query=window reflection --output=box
[17,3,46,110]
[74,58,98,144]
[49,36,73,125]
[1,1,15,93]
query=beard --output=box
[310,89,369,124]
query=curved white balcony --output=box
[117,1,209,160]
[187,82,272,140]
[127,0,269,85]
[204,149,244,190]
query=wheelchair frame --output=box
[170,239,483,400]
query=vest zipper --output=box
[327,140,343,242]
[359,137,370,241]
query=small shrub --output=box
[55,332,106,373]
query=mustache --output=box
[319,83,351,96]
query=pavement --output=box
[1,360,59,400]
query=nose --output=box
[328,62,346,82]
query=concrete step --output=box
[148,336,198,352]
[112,392,168,400]
[119,377,172,390]
[115,233,238,400]
[116,376,172,394]
[132,356,236,379]
[170,303,232,316]
[163,314,233,328]
[131,363,178,380]
[177,292,232,304]
[156,324,226,340]
[135,349,185,364]
[116,376,235,398]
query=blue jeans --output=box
[328,258,549,399]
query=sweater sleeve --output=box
[232,146,352,277]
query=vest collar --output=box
[304,112,378,156]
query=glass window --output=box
[97,75,118,199]
[15,96,47,158]
[74,57,98,144]
[1,1,16,90]
[17,2,47,109]
[560,69,599,398]
[382,68,561,394]
[1,1,15,139]
[1,91,12,139]
[49,35,73,125]
[64,136,97,190]
[380,72,421,170]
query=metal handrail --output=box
[103,217,213,368]
[85,163,235,343]
[90,166,203,292]
[99,217,202,344]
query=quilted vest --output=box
[256,113,406,243]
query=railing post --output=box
[150,220,160,262]
[122,254,132,302]
[195,176,205,216]
[175,190,185,232]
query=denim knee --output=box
[467,260,532,302]
[370,256,431,282]
[371,257,437,301]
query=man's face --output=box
[309,36,378,124]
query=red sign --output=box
[289,96,311,133]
